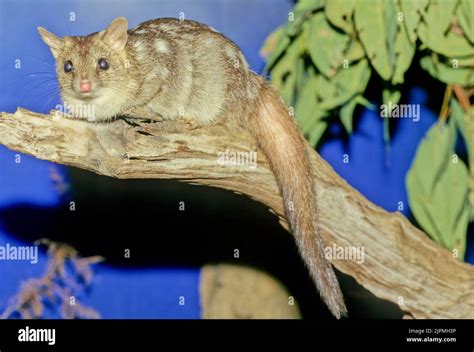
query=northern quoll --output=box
[38,17,347,318]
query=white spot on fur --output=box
[203,37,219,49]
[246,82,258,100]
[154,38,169,53]
[135,29,147,34]
[133,40,147,60]
[238,52,249,70]
[158,23,175,32]
[224,45,238,61]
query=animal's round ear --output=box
[102,17,129,53]
[37,27,63,57]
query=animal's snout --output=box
[79,80,92,93]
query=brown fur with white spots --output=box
[38,17,347,318]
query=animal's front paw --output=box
[125,107,164,122]
[176,116,200,130]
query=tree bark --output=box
[1,108,473,318]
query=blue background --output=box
[0,0,472,318]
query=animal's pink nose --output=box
[79,80,92,93]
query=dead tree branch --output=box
[1,108,473,318]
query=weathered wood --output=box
[1,108,473,318]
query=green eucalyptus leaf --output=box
[325,0,356,34]
[308,12,350,78]
[420,55,474,86]
[317,58,371,110]
[381,88,401,143]
[308,119,328,147]
[294,0,325,13]
[418,30,474,57]
[406,120,470,258]
[270,35,305,105]
[295,72,318,130]
[392,19,416,84]
[451,100,474,217]
[295,57,306,95]
[410,121,457,196]
[263,27,290,70]
[382,88,401,107]
[386,0,398,77]
[451,99,474,166]
[340,95,372,133]
[294,73,328,147]
[382,88,401,121]
[456,0,474,44]
[344,38,366,63]
[354,0,396,80]
[340,98,356,134]
[418,0,474,57]
[431,155,469,257]
[287,0,325,36]
[400,0,429,44]
[429,0,459,33]
[452,204,470,259]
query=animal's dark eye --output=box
[64,60,73,73]
[98,58,109,70]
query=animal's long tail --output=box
[248,82,347,318]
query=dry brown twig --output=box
[0,239,103,319]
[0,108,473,318]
